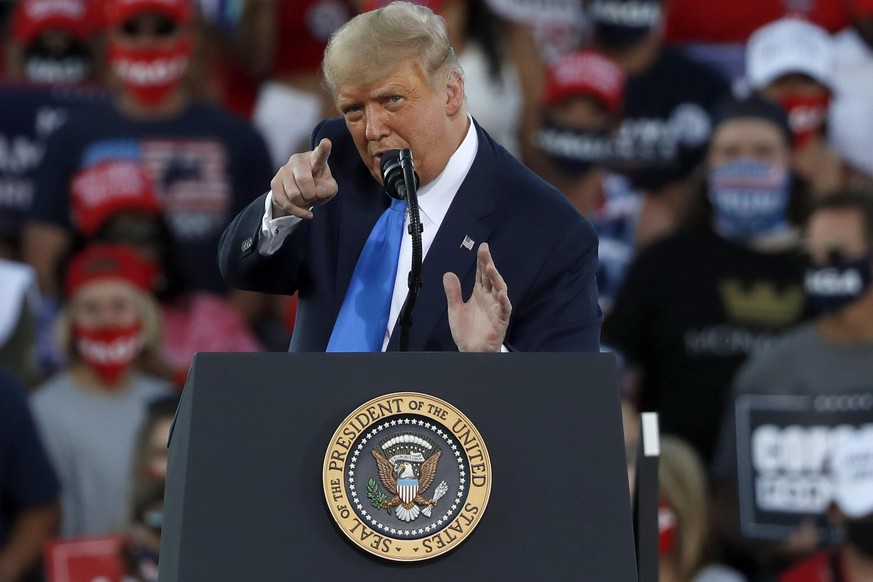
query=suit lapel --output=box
[404,200,493,350]
[388,123,497,351]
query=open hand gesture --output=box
[443,243,512,352]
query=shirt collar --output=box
[415,116,478,227]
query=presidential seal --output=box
[322,392,491,561]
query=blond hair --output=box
[55,290,162,358]
[659,436,709,582]
[322,1,461,94]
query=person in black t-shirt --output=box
[530,48,640,314]
[602,97,811,468]
[587,0,731,245]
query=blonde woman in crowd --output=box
[29,244,172,538]
[659,436,745,582]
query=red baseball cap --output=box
[11,0,91,44]
[103,0,194,27]
[64,243,159,297]
[543,50,625,117]
[70,160,162,237]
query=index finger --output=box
[312,138,332,170]
[482,245,507,293]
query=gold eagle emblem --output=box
[369,434,448,522]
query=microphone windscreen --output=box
[380,149,405,200]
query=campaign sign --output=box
[735,393,873,539]
[44,535,127,582]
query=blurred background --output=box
[1,1,872,580]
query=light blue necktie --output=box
[326,199,406,352]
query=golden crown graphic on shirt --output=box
[718,279,805,327]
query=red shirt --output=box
[780,550,848,582]
[664,0,850,44]
[160,293,263,379]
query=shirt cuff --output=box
[501,344,509,353]
[259,192,302,256]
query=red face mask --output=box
[778,93,830,150]
[73,322,144,386]
[107,37,193,106]
[658,500,678,557]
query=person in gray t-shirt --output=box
[714,191,873,479]
[29,244,172,538]
[711,191,873,578]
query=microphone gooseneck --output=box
[379,149,423,352]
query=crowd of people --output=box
[0,0,872,580]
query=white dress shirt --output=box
[258,117,479,350]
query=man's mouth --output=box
[373,149,394,161]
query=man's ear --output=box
[445,71,464,117]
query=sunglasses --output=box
[120,16,178,38]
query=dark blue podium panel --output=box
[161,352,636,581]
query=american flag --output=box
[461,235,475,250]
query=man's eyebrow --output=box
[373,83,408,97]
[336,96,361,111]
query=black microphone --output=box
[379,148,423,351]
[380,149,420,200]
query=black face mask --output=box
[846,518,873,559]
[537,118,613,178]
[23,38,91,84]
[589,0,662,50]
[805,255,873,315]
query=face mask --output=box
[107,37,193,106]
[805,255,873,315]
[590,0,661,49]
[846,519,873,559]
[73,322,143,385]
[537,119,613,178]
[707,159,792,241]
[23,40,91,85]
[777,93,830,149]
[658,500,678,557]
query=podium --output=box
[161,352,637,580]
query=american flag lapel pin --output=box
[461,235,475,250]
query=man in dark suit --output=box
[218,1,601,353]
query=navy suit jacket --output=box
[218,118,602,352]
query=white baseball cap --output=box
[831,429,873,519]
[746,17,834,91]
